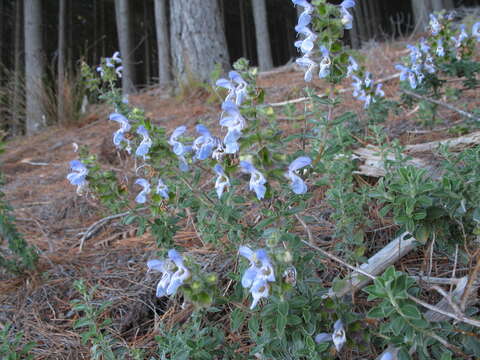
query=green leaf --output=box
[400,304,422,319]
[287,314,303,326]
[367,306,385,319]
[398,347,412,360]
[275,315,287,337]
[278,301,289,317]
[248,317,259,337]
[230,308,245,333]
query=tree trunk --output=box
[0,0,4,87]
[24,0,45,135]
[251,0,273,71]
[443,0,454,9]
[431,0,444,11]
[154,0,171,85]
[412,0,431,32]
[170,0,229,84]
[115,0,136,94]
[239,0,248,58]
[58,0,66,123]
[12,0,23,135]
[352,5,366,47]
[143,0,151,86]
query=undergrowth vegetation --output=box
[3,1,480,359]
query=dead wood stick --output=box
[327,232,417,298]
[404,130,480,153]
[377,276,478,360]
[77,208,146,252]
[402,89,480,122]
[268,72,401,107]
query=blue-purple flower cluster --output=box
[345,56,385,109]
[396,13,480,89]
[351,72,385,109]
[66,160,88,194]
[292,0,356,82]
[96,51,123,78]
[315,319,347,351]
[147,249,190,297]
[239,246,276,309]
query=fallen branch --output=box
[402,89,480,122]
[327,232,417,298]
[405,130,480,153]
[377,276,478,360]
[77,209,144,252]
[352,146,433,178]
[268,72,401,107]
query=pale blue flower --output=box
[424,56,435,74]
[112,51,122,64]
[166,249,190,295]
[395,64,417,89]
[109,113,131,147]
[419,39,430,54]
[340,0,355,30]
[216,71,248,105]
[240,161,267,200]
[292,0,314,14]
[135,178,151,204]
[169,126,188,156]
[429,14,441,35]
[147,249,190,297]
[96,66,105,77]
[346,56,359,77]
[315,319,346,351]
[436,39,445,57]
[287,156,311,194]
[193,124,216,160]
[213,164,230,198]
[250,279,270,309]
[453,24,469,48]
[472,22,480,41]
[380,352,394,360]
[296,57,317,82]
[220,101,245,154]
[239,246,275,309]
[295,16,317,54]
[115,66,123,78]
[67,160,88,192]
[319,46,331,78]
[156,178,169,199]
[169,126,191,171]
[375,83,385,97]
[229,71,248,105]
[135,125,152,160]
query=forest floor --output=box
[1,35,480,359]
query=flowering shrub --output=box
[65,2,480,359]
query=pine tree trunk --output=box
[115,0,136,94]
[170,0,229,84]
[252,0,273,71]
[431,0,444,11]
[239,0,248,58]
[24,0,45,135]
[154,0,171,85]
[12,0,23,135]
[93,0,98,63]
[412,0,431,32]
[144,0,151,86]
[0,0,4,87]
[443,0,454,9]
[58,0,66,123]
[352,5,366,47]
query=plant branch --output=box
[402,89,480,122]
